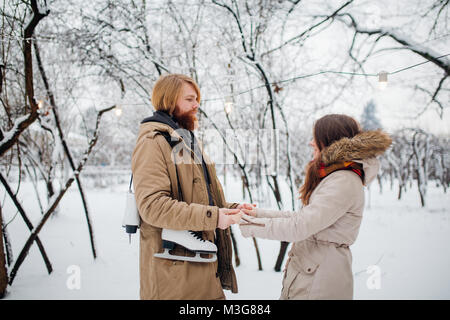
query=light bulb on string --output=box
[115,105,123,117]
[378,71,388,90]
[115,94,127,117]
[38,100,44,109]
[224,96,233,115]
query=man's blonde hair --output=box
[151,74,201,115]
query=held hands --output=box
[237,203,266,238]
[217,203,257,229]
[239,203,257,217]
[237,203,256,212]
[218,208,241,230]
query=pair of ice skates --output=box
[154,229,217,263]
[122,190,216,263]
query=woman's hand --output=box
[237,203,256,210]
[237,203,257,217]
[218,208,242,229]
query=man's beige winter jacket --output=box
[132,112,238,300]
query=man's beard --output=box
[173,109,198,131]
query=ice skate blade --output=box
[154,249,217,263]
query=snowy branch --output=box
[336,13,450,75]
[0,173,53,275]
[334,11,449,116]
[7,105,115,285]
[34,40,97,259]
[262,0,354,57]
[0,0,49,158]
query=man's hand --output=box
[218,208,242,229]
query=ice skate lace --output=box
[189,231,206,242]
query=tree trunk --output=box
[0,203,8,298]
[198,108,262,269]
[0,0,48,157]
[34,41,97,259]
[418,182,426,207]
[274,241,289,272]
[0,173,53,274]
[229,227,240,267]
[253,237,263,271]
[7,106,114,285]
[377,174,383,194]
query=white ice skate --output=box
[154,229,217,263]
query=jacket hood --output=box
[141,110,178,128]
[320,130,392,185]
[138,110,204,162]
[138,110,186,142]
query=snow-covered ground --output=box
[1,175,449,299]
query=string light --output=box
[21,51,448,118]
[115,106,122,117]
[3,28,447,110]
[378,71,388,90]
[203,53,450,102]
[224,96,233,115]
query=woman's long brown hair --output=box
[299,114,362,205]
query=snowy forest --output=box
[0,0,449,299]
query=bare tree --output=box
[335,1,449,117]
[33,40,97,258]
[0,0,49,157]
[380,128,448,207]
[1,0,116,290]
[7,105,115,285]
[0,203,7,298]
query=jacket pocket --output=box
[153,256,185,299]
[292,256,319,274]
[284,256,319,299]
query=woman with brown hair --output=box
[239,114,392,300]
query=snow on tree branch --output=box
[0,0,49,158]
[7,105,115,285]
[336,13,450,75]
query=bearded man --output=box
[132,73,249,300]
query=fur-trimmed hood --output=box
[320,130,392,185]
